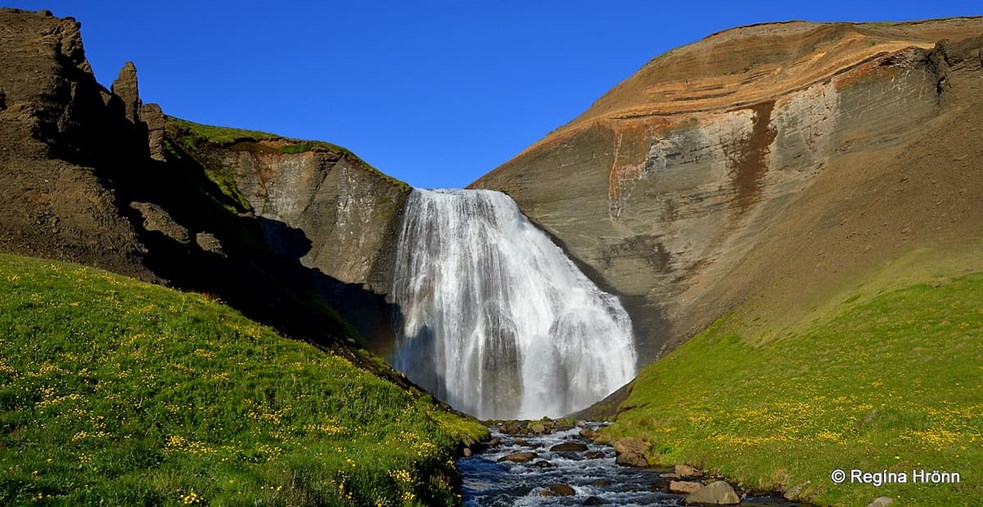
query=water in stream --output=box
[459,423,677,506]
[459,423,813,507]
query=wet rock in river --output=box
[541,483,576,496]
[580,428,598,440]
[584,450,606,459]
[551,442,589,452]
[498,451,537,463]
[500,421,525,434]
[514,438,541,448]
[584,496,606,505]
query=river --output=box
[458,422,812,506]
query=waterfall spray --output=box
[391,189,636,419]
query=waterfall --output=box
[391,189,637,420]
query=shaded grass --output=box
[604,273,983,506]
[0,254,486,506]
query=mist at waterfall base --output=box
[391,189,637,420]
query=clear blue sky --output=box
[10,1,981,188]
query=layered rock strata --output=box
[473,19,983,361]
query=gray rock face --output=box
[225,145,410,350]
[684,481,739,505]
[231,149,407,290]
[472,20,983,365]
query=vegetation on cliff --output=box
[165,116,411,210]
[0,254,486,506]
[603,271,983,506]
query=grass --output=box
[279,143,314,154]
[603,272,983,506]
[0,254,486,506]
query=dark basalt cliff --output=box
[0,8,408,356]
[472,19,983,362]
[0,9,148,279]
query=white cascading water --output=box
[391,189,637,420]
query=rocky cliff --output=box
[472,18,983,362]
[165,120,411,352]
[0,8,408,356]
[0,8,148,279]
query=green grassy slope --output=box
[0,254,486,506]
[604,273,982,506]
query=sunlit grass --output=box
[0,254,486,506]
[604,273,983,506]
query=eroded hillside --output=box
[473,18,983,361]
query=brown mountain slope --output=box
[472,18,983,362]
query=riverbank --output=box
[601,272,983,506]
[461,420,811,506]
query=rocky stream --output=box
[458,421,812,506]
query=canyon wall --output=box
[191,138,411,352]
[473,19,983,361]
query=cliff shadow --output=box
[255,215,404,356]
[109,140,405,354]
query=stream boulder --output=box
[550,442,589,452]
[684,481,740,505]
[670,480,703,494]
[498,451,537,463]
[613,437,649,467]
[541,483,576,496]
